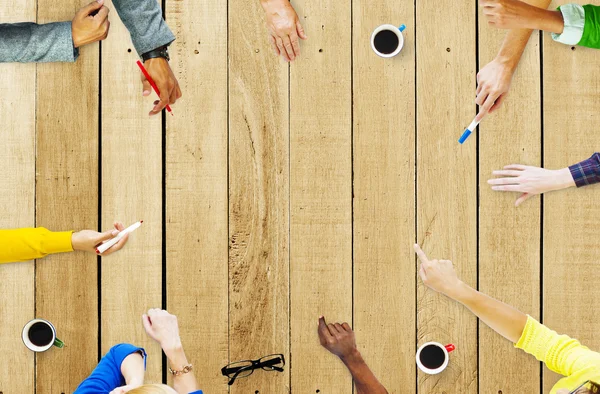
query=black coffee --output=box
[374,29,399,54]
[419,345,445,369]
[28,322,53,347]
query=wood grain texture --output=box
[165,0,229,391]
[35,0,99,391]
[101,0,162,381]
[542,5,600,390]
[477,20,542,394]
[289,0,352,391]
[0,1,36,392]
[229,0,290,392]
[352,3,416,393]
[415,0,478,392]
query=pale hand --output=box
[142,57,182,116]
[475,57,515,121]
[262,0,307,62]
[488,165,575,206]
[72,0,110,48]
[480,0,540,30]
[142,309,182,357]
[413,244,464,299]
[71,222,129,256]
[317,316,357,360]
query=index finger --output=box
[413,244,429,264]
[290,31,301,57]
[151,92,170,115]
[318,316,333,339]
[93,6,109,22]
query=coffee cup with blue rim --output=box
[22,319,64,352]
[371,24,406,58]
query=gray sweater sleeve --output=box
[0,21,79,63]
[112,0,175,56]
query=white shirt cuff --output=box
[551,4,585,45]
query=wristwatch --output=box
[141,45,170,62]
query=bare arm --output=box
[318,317,388,394]
[120,351,145,387]
[414,244,527,343]
[142,309,199,394]
[164,344,199,394]
[475,0,552,121]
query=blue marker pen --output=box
[458,118,480,144]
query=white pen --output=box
[96,220,143,254]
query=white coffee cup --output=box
[416,341,455,374]
[22,319,64,352]
[371,24,406,58]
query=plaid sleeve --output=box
[569,152,600,187]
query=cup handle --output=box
[53,338,64,348]
[445,344,455,353]
[399,24,406,32]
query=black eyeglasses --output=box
[570,380,600,394]
[221,354,285,386]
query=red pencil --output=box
[136,60,173,115]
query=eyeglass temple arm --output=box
[227,365,254,386]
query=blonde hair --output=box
[127,384,173,393]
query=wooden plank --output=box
[415,0,478,392]
[228,1,290,393]
[542,3,600,390]
[164,0,229,391]
[35,0,99,390]
[352,2,416,392]
[478,23,542,394]
[0,1,36,392]
[100,0,162,381]
[289,0,352,391]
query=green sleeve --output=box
[579,4,600,49]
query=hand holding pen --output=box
[138,58,182,116]
[71,221,130,256]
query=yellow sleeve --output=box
[515,315,598,377]
[0,228,73,264]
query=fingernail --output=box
[143,90,150,96]
[111,230,119,236]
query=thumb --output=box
[515,192,531,207]
[141,77,152,97]
[142,314,154,336]
[97,228,120,243]
[81,0,104,16]
[296,20,307,39]
[318,316,327,328]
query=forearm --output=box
[0,22,78,63]
[340,350,388,394]
[165,344,198,394]
[453,283,527,344]
[121,352,145,386]
[494,0,552,70]
[111,0,175,56]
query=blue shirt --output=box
[74,343,203,394]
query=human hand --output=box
[488,165,575,206]
[480,0,542,30]
[141,57,182,116]
[317,316,358,360]
[475,57,515,121]
[71,0,110,49]
[142,309,182,357]
[413,244,465,299]
[71,222,129,256]
[261,0,307,62]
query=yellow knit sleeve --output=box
[0,227,73,264]
[515,315,597,377]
